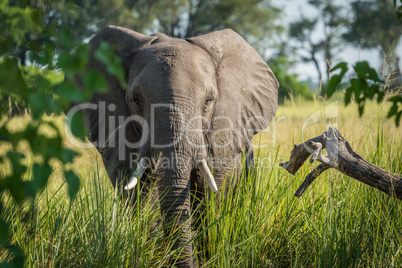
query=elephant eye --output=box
[203,96,214,113]
[133,97,141,107]
[205,97,213,106]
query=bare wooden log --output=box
[294,163,331,198]
[278,136,324,175]
[280,127,402,199]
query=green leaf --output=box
[27,130,65,162]
[37,76,52,94]
[388,95,402,102]
[345,87,353,106]
[378,90,385,103]
[29,42,56,66]
[4,151,28,204]
[61,148,79,163]
[354,61,369,79]
[0,218,10,246]
[58,44,90,74]
[350,79,363,102]
[330,62,348,74]
[94,42,127,88]
[388,103,398,118]
[395,111,401,127]
[354,61,383,83]
[358,102,365,117]
[54,81,85,102]
[58,27,73,46]
[327,62,348,97]
[32,163,52,190]
[68,111,87,141]
[82,70,108,93]
[41,137,63,161]
[0,36,14,56]
[367,67,382,83]
[0,58,29,94]
[0,126,10,142]
[327,75,342,97]
[30,9,42,26]
[64,171,80,200]
[7,245,24,267]
[387,95,402,126]
[27,93,50,119]
[366,84,380,100]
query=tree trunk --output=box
[310,49,323,91]
[279,127,402,199]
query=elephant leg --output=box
[245,143,255,179]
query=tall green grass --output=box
[1,99,401,267]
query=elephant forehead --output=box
[130,44,217,94]
[135,43,215,76]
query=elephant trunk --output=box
[151,106,201,267]
[158,158,194,267]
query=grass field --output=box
[1,98,401,267]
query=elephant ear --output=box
[187,29,278,162]
[78,26,157,186]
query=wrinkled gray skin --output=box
[79,26,278,267]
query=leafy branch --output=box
[327,61,401,126]
[0,1,126,266]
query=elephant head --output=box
[77,26,278,267]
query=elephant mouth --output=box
[124,156,218,192]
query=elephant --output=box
[75,26,278,267]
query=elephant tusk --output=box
[198,159,218,192]
[124,158,148,190]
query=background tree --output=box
[268,42,312,103]
[3,0,290,114]
[5,0,283,66]
[289,17,323,85]
[135,0,284,52]
[344,0,402,90]
[4,0,163,65]
[185,0,282,40]
[327,0,402,127]
[289,0,349,96]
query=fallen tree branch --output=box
[279,127,402,199]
